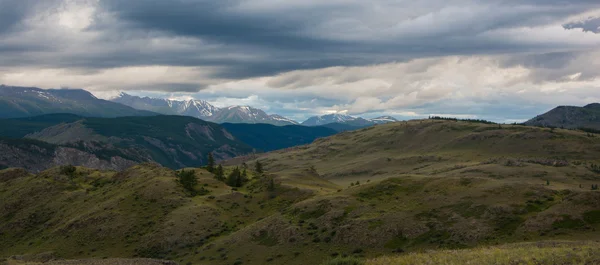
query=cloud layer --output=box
[0,0,600,122]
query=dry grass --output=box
[366,241,600,265]
[2,258,177,265]
[3,120,600,265]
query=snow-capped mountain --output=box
[210,106,299,126]
[302,113,397,126]
[111,93,298,126]
[301,113,357,126]
[112,93,219,119]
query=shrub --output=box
[226,167,246,187]
[60,165,76,178]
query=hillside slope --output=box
[525,103,600,129]
[0,137,143,172]
[365,241,600,265]
[0,85,156,118]
[24,115,254,169]
[2,120,600,265]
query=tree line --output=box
[429,116,496,124]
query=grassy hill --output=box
[1,120,600,265]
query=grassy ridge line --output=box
[365,241,600,265]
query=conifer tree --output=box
[207,152,215,173]
[215,164,224,181]
[227,167,242,187]
[177,169,197,195]
[255,160,263,174]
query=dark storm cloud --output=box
[1,0,600,86]
[89,0,600,78]
[564,17,600,33]
[95,0,346,50]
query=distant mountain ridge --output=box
[112,93,298,126]
[525,103,600,129]
[0,114,254,171]
[209,106,299,126]
[302,113,398,127]
[112,92,219,118]
[0,85,156,118]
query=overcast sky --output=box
[1,0,600,122]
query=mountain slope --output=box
[209,106,299,126]
[220,123,337,152]
[0,113,84,138]
[525,103,600,129]
[0,85,157,118]
[0,115,254,171]
[112,92,219,119]
[24,115,254,169]
[0,137,142,172]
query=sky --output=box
[0,0,600,122]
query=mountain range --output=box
[0,86,400,128]
[0,85,156,118]
[525,103,600,130]
[112,92,397,127]
[112,93,298,126]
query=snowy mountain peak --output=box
[302,113,397,126]
[111,94,296,126]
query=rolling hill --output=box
[525,103,600,129]
[0,85,157,118]
[1,119,599,265]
